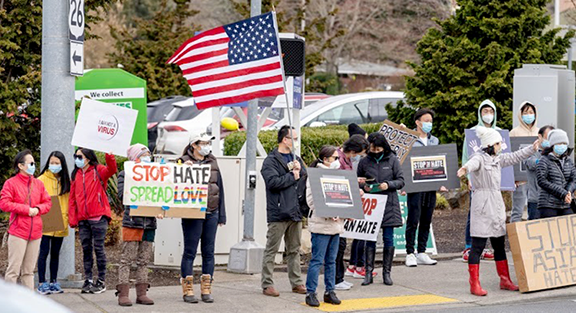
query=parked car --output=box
[147,96,186,152]
[265,91,404,129]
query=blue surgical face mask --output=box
[351,155,361,162]
[49,164,62,174]
[541,140,551,148]
[554,144,568,156]
[75,158,85,168]
[140,156,152,163]
[26,164,36,175]
[522,114,535,125]
[421,122,433,134]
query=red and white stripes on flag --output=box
[167,12,285,110]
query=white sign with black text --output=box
[341,194,387,241]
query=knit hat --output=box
[476,127,502,148]
[127,144,150,161]
[548,129,569,146]
[348,123,366,137]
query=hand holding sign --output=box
[457,167,467,178]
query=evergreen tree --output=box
[387,0,574,148]
[108,0,198,101]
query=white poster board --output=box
[71,98,138,157]
[341,194,387,241]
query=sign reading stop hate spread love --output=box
[72,98,138,157]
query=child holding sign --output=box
[458,127,537,296]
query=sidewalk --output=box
[50,255,576,313]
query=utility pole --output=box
[228,0,265,274]
[41,0,80,286]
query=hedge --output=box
[223,123,383,165]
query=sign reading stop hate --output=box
[72,98,138,157]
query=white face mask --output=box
[199,145,211,156]
[292,141,300,152]
[482,114,494,125]
[329,160,340,169]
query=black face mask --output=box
[368,151,384,161]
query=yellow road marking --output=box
[304,294,458,312]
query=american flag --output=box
[167,12,286,110]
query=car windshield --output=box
[165,105,202,122]
[147,103,174,123]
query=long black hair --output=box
[40,151,71,195]
[13,149,32,175]
[310,145,338,168]
[367,132,392,155]
[482,145,497,156]
[71,148,100,180]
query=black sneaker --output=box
[305,293,320,307]
[324,290,341,305]
[81,280,93,294]
[90,279,106,294]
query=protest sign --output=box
[402,144,460,193]
[307,168,364,219]
[510,136,537,182]
[342,194,387,241]
[379,120,419,164]
[465,129,515,191]
[394,193,437,255]
[508,216,576,293]
[123,161,210,219]
[41,196,67,233]
[72,98,138,157]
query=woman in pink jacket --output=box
[0,150,52,289]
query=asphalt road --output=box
[419,297,576,313]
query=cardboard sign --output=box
[379,120,419,164]
[508,216,576,293]
[41,196,66,233]
[394,193,437,255]
[402,144,460,193]
[511,136,537,182]
[342,194,387,241]
[307,168,364,219]
[124,161,210,219]
[465,129,515,191]
[71,98,138,157]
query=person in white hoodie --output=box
[304,146,345,308]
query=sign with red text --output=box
[71,98,137,157]
[123,161,210,218]
[342,194,387,241]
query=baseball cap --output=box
[190,132,215,144]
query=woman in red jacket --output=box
[0,150,52,289]
[69,148,117,294]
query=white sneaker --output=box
[405,253,418,267]
[343,280,354,288]
[416,253,438,265]
[335,281,351,291]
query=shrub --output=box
[105,218,122,247]
[435,193,450,210]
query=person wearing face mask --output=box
[69,148,117,294]
[357,133,404,286]
[457,127,537,296]
[509,101,539,223]
[0,150,52,290]
[404,108,447,267]
[304,146,345,307]
[261,125,308,297]
[461,99,500,263]
[115,144,160,306]
[524,125,554,220]
[536,129,576,218]
[177,133,226,304]
[347,124,368,171]
[37,151,71,295]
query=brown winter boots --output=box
[182,276,199,303]
[181,275,215,303]
[116,283,155,306]
[201,274,214,303]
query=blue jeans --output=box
[366,226,395,249]
[180,211,219,278]
[527,202,540,220]
[306,233,340,294]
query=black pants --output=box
[79,217,109,281]
[538,207,574,219]
[405,192,436,254]
[349,239,365,267]
[335,237,347,284]
[469,236,506,265]
[38,235,64,283]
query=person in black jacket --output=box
[536,129,576,218]
[261,125,307,297]
[116,144,159,306]
[357,132,404,286]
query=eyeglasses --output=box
[332,156,340,161]
[73,155,84,160]
[21,162,35,166]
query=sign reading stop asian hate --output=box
[342,194,387,241]
[123,162,211,210]
[508,215,576,293]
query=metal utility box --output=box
[513,64,575,147]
